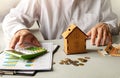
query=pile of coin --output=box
[59,57,90,66]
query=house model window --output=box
[62,24,88,54]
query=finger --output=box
[86,31,91,39]
[102,24,112,45]
[96,28,103,46]
[9,36,19,49]
[91,28,97,45]
[102,30,107,46]
[32,40,41,47]
[108,33,112,44]
[31,36,41,47]
[18,36,24,45]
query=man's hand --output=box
[9,29,40,49]
[86,23,112,46]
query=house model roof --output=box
[62,24,88,38]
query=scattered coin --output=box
[77,58,87,62]
[59,57,90,67]
[59,60,65,65]
[79,63,84,66]
[84,57,90,59]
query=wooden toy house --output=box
[62,24,88,54]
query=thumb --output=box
[86,31,91,39]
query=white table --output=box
[0,36,120,78]
[1,23,120,78]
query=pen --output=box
[53,45,60,54]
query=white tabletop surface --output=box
[0,23,120,78]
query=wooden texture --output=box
[62,24,87,54]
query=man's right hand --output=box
[9,29,40,49]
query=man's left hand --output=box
[86,23,112,46]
